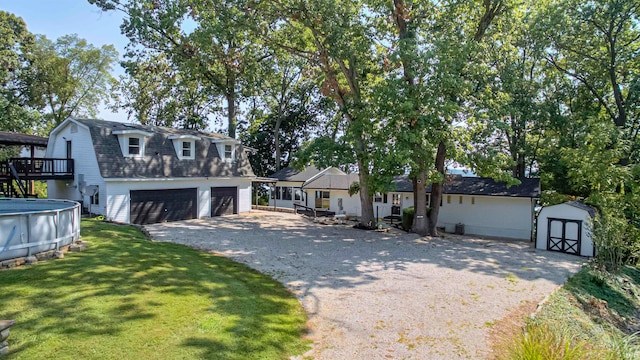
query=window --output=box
[426,194,431,208]
[90,189,99,205]
[66,140,72,159]
[294,188,302,201]
[182,141,192,157]
[392,194,401,205]
[315,191,330,209]
[224,144,233,159]
[275,186,281,200]
[374,193,389,203]
[128,137,140,155]
[282,187,292,200]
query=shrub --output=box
[402,206,414,230]
[497,323,599,360]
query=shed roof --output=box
[565,201,597,217]
[69,118,255,179]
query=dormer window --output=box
[211,139,239,162]
[168,135,200,160]
[113,129,153,158]
[182,141,192,157]
[128,137,141,155]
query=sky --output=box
[1,0,131,122]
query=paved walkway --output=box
[145,211,584,359]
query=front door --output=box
[547,218,582,255]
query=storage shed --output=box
[536,201,596,257]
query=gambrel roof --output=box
[66,118,255,179]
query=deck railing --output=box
[1,158,74,179]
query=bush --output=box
[592,214,632,272]
[497,323,598,360]
[402,206,414,230]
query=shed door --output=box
[547,218,582,255]
[211,187,237,216]
[130,188,197,225]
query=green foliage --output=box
[0,219,310,359]
[498,266,640,360]
[498,323,596,360]
[113,55,213,129]
[589,194,640,271]
[91,0,269,138]
[539,191,576,207]
[402,206,414,230]
[29,34,118,131]
[0,11,41,133]
[348,181,360,197]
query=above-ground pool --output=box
[0,198,80,262]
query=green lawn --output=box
[0,219,310,360]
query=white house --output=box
[267,166,322,209]
[536,201,596,257]
[301,169,361,216]
[46,118,256,224]
[268,166,540,240]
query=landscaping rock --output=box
[25,256,38,265]
[0,320,15,356]
[54,250,64,259]
[69,240,87,252]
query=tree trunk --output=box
[427,141,447,236]
[226,91,236,139]
[357,163,375,227]
[274,105,283,171]
[412,169,430,235]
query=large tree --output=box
[90,0,268,138]
[113,54,216,129]
[373,0,508,235]
[266,0,385,227]
[0,11,40,133]
[30,34,118,131]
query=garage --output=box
[130,188,198,225]
[211,187,237,216]
[536,201,596,257]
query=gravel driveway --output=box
[145,211,584,360]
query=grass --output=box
[0,219,310,360]
[494,265,640,360]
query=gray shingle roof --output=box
[0,131,48,147]
[269,166,321,182]
[391,174,540,197]
[302,173,360,190]
[73,118,255,179]
[566,201,597,217]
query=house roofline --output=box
[103,176,256,182]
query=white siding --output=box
[536,203,594,257]
[436,195,534,240]
[374,192,412,219]
[105,178,252,223]
[46,120,106,215]
[268,181,306,209]
[303,188,361,216]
